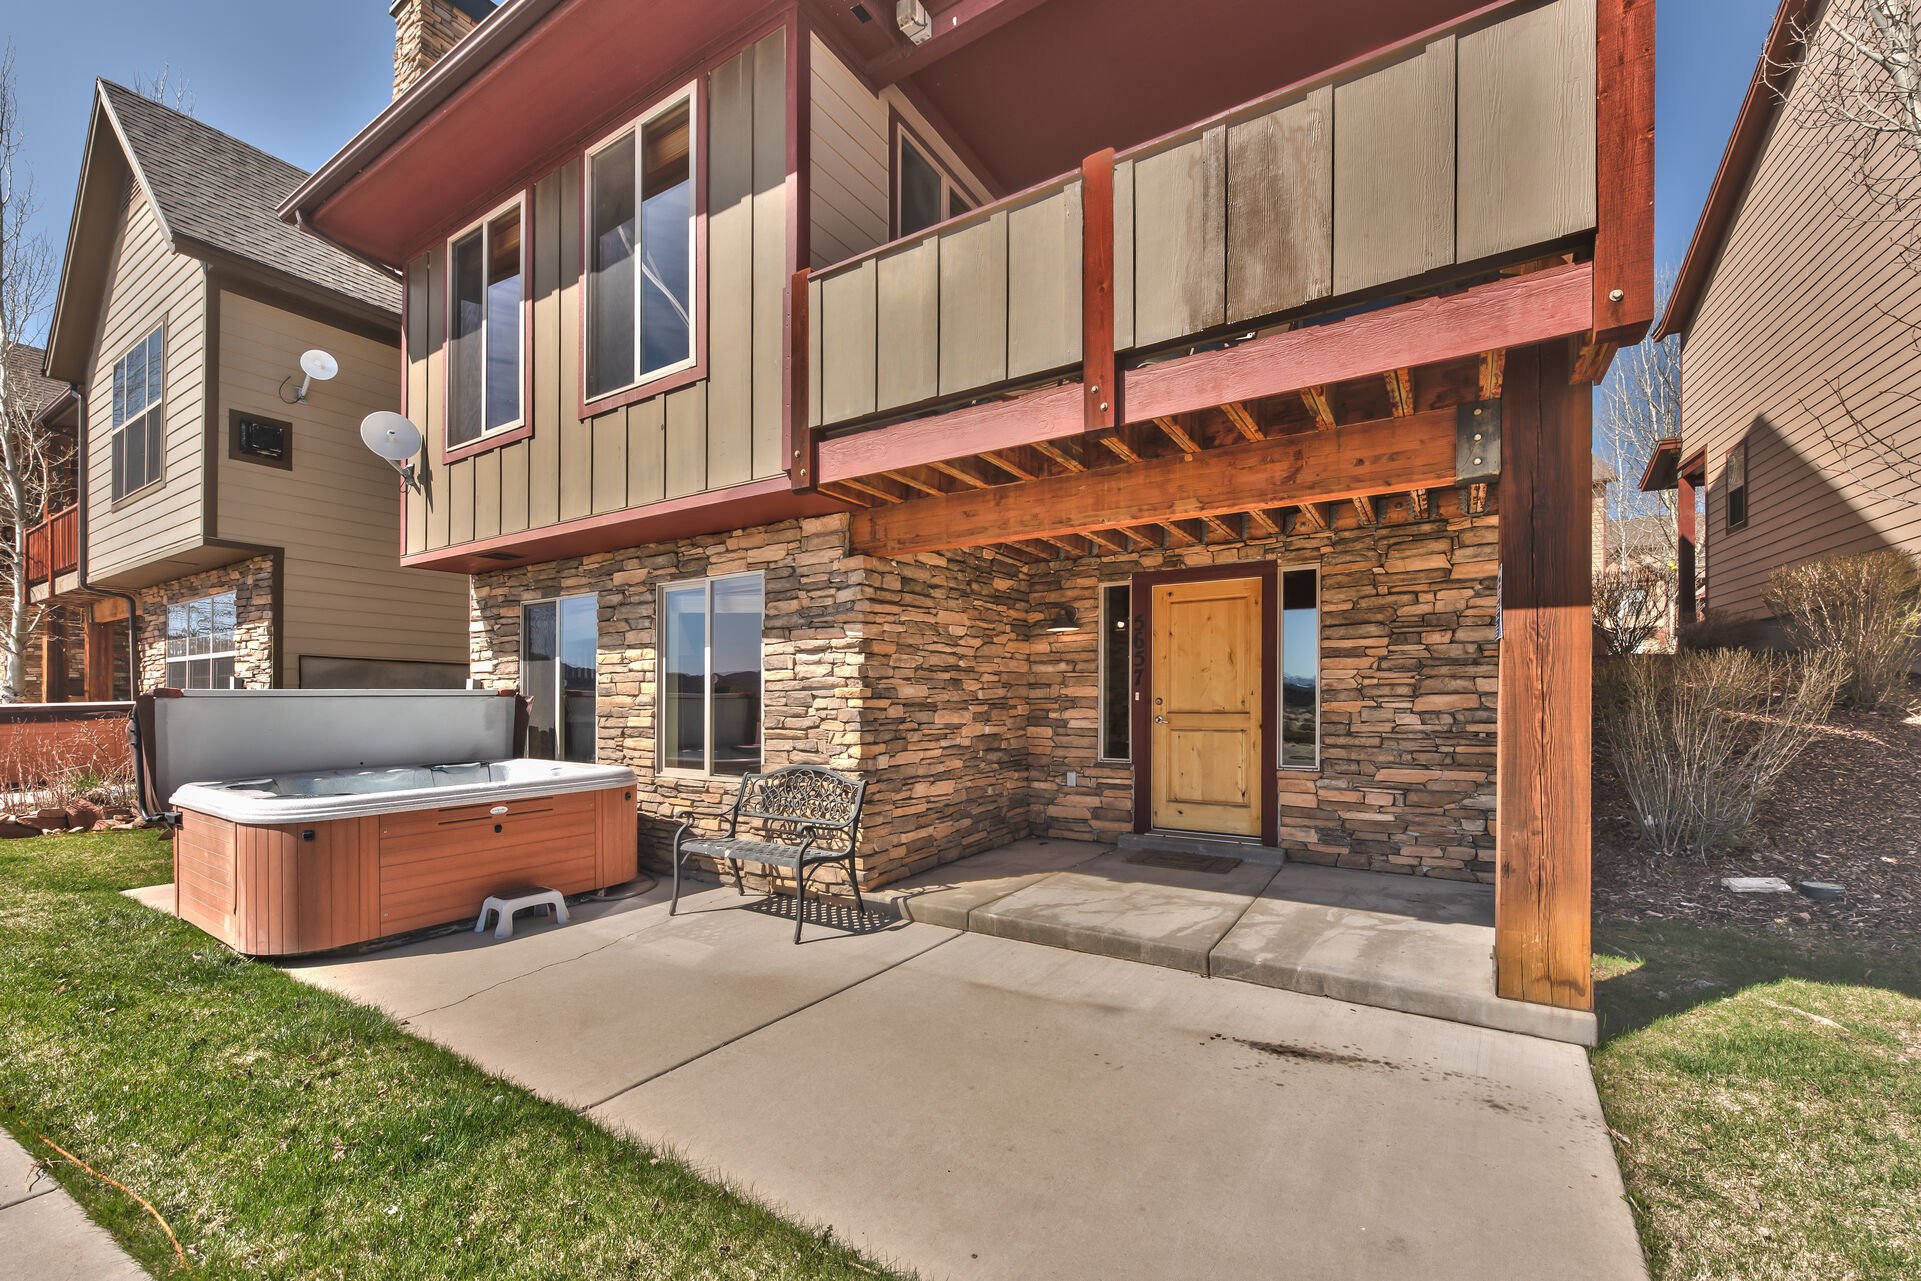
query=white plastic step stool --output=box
[475,888,570,940]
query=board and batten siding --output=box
[217,292,469,681]
[807,33,992,269]
[85,188,207,581]
[1682,32,1921,620]
[403,29,789,559]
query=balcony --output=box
[25,506,79,592]
[798,0,1600,489]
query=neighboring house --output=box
[35,82,470,695]
[1647,0,1921,635]
[285,0,1654,1014]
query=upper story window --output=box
[586,87,696,402]
[895,132,972,238]
[111,327,165,499]
[448,199,525,450]
[1725,438,1749,530]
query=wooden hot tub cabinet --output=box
[174,784,638,956]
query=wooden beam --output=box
[928,458,995,488]
[1408,488,1431,520]
[1117,525,1158,548]
[885,469,946,497]
[818,382,1082,485]
[839,476,906,504]
[1300,386,1336,431]
[1593,0,1656,346]
[1222,402,1264,441]
[1350,495,1376,525]
[1385,368,1414,418]
[1124,262,1593,427]
[1199,513,1241,540]
[849,408,1460,556]
[1495,340,1593,1012]
[1031,438,1087,472]
[979,450,1038,481]
[1163,519,1204,547]
[1082,148,1119,431]
[1294,503,1328,533]
[1081,527,1126,553]
[1468,482,1489,515]
[820,483,874,508]
[787,268,816,490]
[1097,430,1143,463]
[1677,470,1698,626]
[1572,341,1617,385]
[1478,349,1506,400]
[1152,416,1201,453]
[1246,508,1280,535]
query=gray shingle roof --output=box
[3,344,67,421]
[100,81,398,316]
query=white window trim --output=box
[1278,562,1322,773]
[1095,579,1133,764]
[521,593,598,764]
[583,82,700,406]
[165,591,238,690]
[445,193,528,447]
[656,570,764,780]
[111,325,166,500]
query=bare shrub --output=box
[1593,563,1674,655]
[1598,648,1846,857]
[1,717,134,817]
[1676,610,1756,653]
[1765,550,1921,711]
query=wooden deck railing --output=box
[797,0,1597,452]
[25,505,79,587]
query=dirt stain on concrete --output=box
[1223,1034,1398,1070]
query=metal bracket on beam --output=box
[1457,401,1501,483]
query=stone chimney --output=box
[390,0,496,99]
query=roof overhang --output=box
[44,86,146,383]
[1638,437,1681,491]
[1654,0,1819,340]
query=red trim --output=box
[867,0,1056,87]
[401,475,852,573]
[1592,0,1656,346]
[1080,148,1117,432]
[1676,470,1698,625]
[782,7,811,478]
[576,76,712,423]
[787,268,814,488]
[818,381,1083,485]
[1657,0,1816,339]
[440,192,535,466]
[1129,562,1280,847]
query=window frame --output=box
[889,113,980,239]
[441,192,532,464]
[1277,562,1322,773]
[520,592,599,764]
[164,590,238,690]
[1725,437,1749,531]
[109,325,167,503]
[1096,580,1134,764]
[655,570,765,780]
[580,80,707,419]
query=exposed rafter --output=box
[1409,488,1431,520]
[1152,415,1202,453]
[928,459,994,488]
[1478,350,1506,400]
[1572,341,1617,385]
[1081,528,1127,553]
[840,477,906,504]
[1300,385,1337,431]
[1295,503,1328,532]
[1221,402,1264,442]
[1097,432,1143,463]
[1468,483,1489,516]
[980,450,1038,482]
[1385,369,1415,418]
[1351,495,1376,525]
[1030,438,1087,473]
[1245,508,1280,535]
[821,483,874,508]
[885,469,946,497]
[1199,513,1240,541]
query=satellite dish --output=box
[300,349,339,382]
[361,411,422,461]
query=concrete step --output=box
[1115,831,1288,867]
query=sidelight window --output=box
[660,572,763,777]
[1098,583,1133,762]
[523,594,597,763]
[1280,568,1320,769]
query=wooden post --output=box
[41,611,65,704]
[1496,340,1593,1011]
[1081,148,1118,432]
[786,267,815,491]
[84,617,115,701]
[1676,469,1697,627]
[1593,0,1656,347]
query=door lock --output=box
[1154,714,1167,724]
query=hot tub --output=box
[171,759,638,957]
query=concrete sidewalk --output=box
[281,881,1647,1281]
[0,1132,149,1280]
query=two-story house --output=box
[286,0,1654,1017]
[1646,0,1921,637]
[36,82,470,694]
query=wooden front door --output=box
[1149,577,1265,837]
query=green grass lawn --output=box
[1593,920,1921,1281]
[0,831,900,1280]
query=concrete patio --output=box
[254,878,1646,1281]
[869,839,1596,1045]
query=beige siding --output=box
[404,30,790,557]
[807,33,992,268]
[85,191,207,579]
[216,292,469,682]
[1681,37,1921,620]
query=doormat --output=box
[1125,850,1244,874]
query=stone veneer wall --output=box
[135,555,275,691]
[469,518,1030,888]
[469,511,1499,889]
[1028,512,1500,882]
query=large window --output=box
[111,327,165,499]
[895,133,972,237]
[165,592,237,689]
[587,88,696,400]
[660,573,763,777]
[522,595,597,763]
[1726,438,1749,530]
[1280,568,1320,769]
[1098,583,1133,761]
[448,200,525,449]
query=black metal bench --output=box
[670,764,868,942]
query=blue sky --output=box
[1,0,1775,342]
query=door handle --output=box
[1154,714,1167,724]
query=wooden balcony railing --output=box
[25,505,79,587]
[796,0,1597,458]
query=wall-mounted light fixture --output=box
[1041,605,1080,634]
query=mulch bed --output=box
[1594,709,1921,941]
